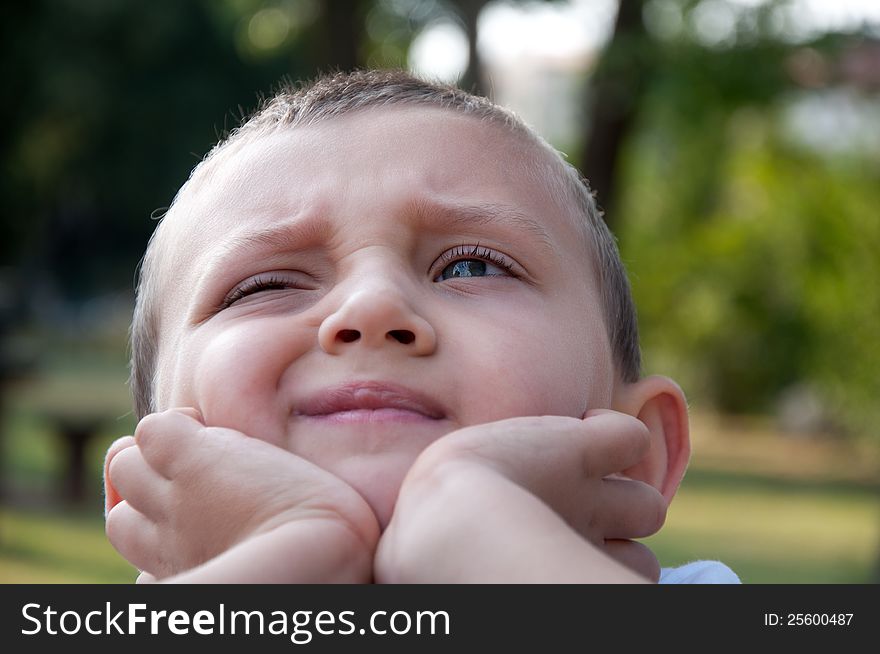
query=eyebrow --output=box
[210,198,554,267]
[213,211,332,262]
[408,199,555,252]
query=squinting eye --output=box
[220,272,313,309]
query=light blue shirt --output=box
[659,560,741,584]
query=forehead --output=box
[174,106,575,226]
[154,106,588,298]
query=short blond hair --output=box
[130,69,640,418]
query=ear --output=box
[611,375,690,503]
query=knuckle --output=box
[633,542,661,582]
[614,413,652,453]
[105,435,134,458]
[422,428,481,464]
[410,444,464,481]
[135,408,197,444]
[107,447,129,484]
[105,502,128,545]
[632,423,652,457]
[611,411,650,439]
[407,440,481,492]
[104,437,134,474]
[649,492,668,533]
[134,412,163,445]
[635,418,652,444]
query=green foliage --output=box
[1,0,315,297]
[617,44,880,440]
[4,0,877,442]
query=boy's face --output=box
[154,106,615,526]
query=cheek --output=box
[449,313,610,422]
[167,319,310,440]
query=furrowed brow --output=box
[411,199,554,252]
[213,212,332,262]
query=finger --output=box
[172,407,204,423]
[470,414,650,511]
[580,411,652,478]
[418,415,646,517]
[134,408,205,478]
[105,500,163,577]
[103,436,135,516]
[108,443,170,517]
[604,539,661,583]
[433,415,592,484]
[593,477,667,539]
[446,413,650,480]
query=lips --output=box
[295,381,446,421]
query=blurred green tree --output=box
[584,1,880,442]
[2,0,877,446]
[0,0,332,302]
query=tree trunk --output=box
[452,0,488,96]
[580,0,653,230]
[317,0,364,73]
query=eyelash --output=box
[220,274,291,308]
[435,244,517,277]
[220,244,517,309]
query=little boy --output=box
[103,69,738,583]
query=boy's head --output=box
[130,70,688,525]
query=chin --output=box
[354,474,403,531]
[330,454,416,530]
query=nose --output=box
[318,286,437,356]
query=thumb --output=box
[581,408,621,420]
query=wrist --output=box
[274,517,378,583]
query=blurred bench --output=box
[7,370,133,505]
[45,412,110,503]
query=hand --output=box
[104,408,379,583]
[375,411,666,583]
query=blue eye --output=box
[440,259,488,280]
[433,245,517,282]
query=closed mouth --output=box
[295,381,446,421]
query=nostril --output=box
[337,329,360,343]
[388,330,415,345]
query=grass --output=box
[646,477,878,583]
[645,413,879,583]
[1,376,878,583]
[0,507,136,583]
